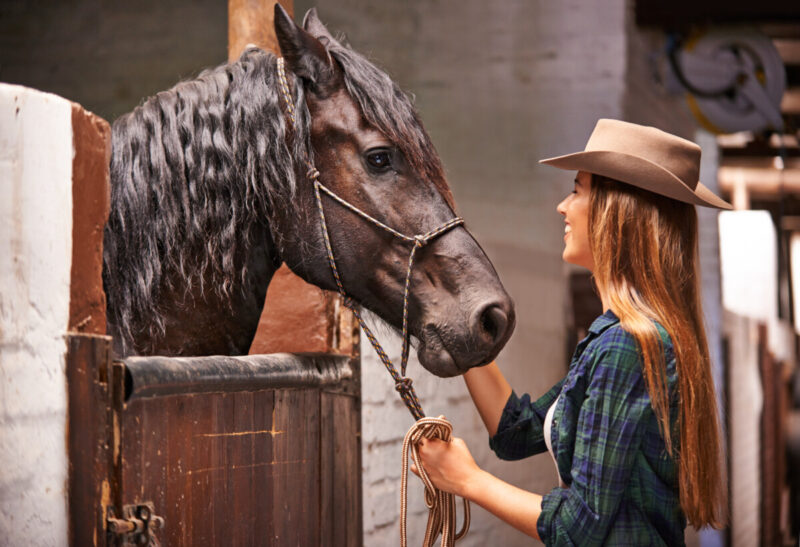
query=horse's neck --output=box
[151,221,282,356]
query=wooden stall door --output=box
[106,354,362,547]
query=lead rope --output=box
[401,416,471,547]
[277,56,470,546]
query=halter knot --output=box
[414,235,427,248]
[395,377,414,394]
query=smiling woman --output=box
[556,171,593,271]
[415,119,731,545]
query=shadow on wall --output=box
[0,0,227,122]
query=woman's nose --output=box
[557,196,568,216]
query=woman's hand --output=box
[411,436,483,500]
[412,435,544,540]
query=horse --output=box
[102,5,515,378]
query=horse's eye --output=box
[365,149,392,172]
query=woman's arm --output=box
[468,469,543,540]
[463,361,512,436]
[414,436,542,540]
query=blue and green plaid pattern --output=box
[489,310,685,546]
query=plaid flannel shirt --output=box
[489,310,685,546]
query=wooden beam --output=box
[775,39,800,65]
[782,88,800,114]
[719,166,800,199]
[722,157,800,169]
[228,0,293,61]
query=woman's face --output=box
[556,171,593,271]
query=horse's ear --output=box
[302,8,343,49]
[274,3,337,91]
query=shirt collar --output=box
[587,309,619,335]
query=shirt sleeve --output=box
[488,378,566,461]
[537,327,651,545]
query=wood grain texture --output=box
[272,389,321,545]
[66,334,112,547]
[117,382,363,545]
[228,0,293,63]
[68,104,110,335]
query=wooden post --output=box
[228,0,293,63]
[228,1,358,356]
[67,99,113,547]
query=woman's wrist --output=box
[458,468,544,540]
[460,468,492,502]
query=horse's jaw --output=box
[415,305,517,378]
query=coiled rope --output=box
[277,56,470,546]
[401,416,470,547]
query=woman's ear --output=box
[274,4,339,93]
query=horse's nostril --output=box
[479,304,508,345]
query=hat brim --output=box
[539,150,732,210]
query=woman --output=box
[414,119,729,545]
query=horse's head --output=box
[273,6,515,377]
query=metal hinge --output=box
[107,502,164,546]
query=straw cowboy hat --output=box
[539,119,732,210]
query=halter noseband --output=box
[276,57,464,420]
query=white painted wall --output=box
[0,84,73,546]
[719,210,778,321]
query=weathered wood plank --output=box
[303,389,321,547]
[252,390,276,546]
[319,392,336,543]
[215,393,235,544]
[188,394,214,545]
[120,399,144,505]
[141,397,168,542]
[66,334,112,547]
[229,391,255,545]
[163,397,186,545]
[272,389,321,545]
[334,393,362,546]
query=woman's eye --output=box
[365,149,392,171]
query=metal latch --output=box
[107,502,165,546]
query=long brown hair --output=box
[588,174,727,528]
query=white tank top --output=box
[544,396,567,488]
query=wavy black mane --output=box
[104,40,450,355]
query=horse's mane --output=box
[104,40,453,355]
